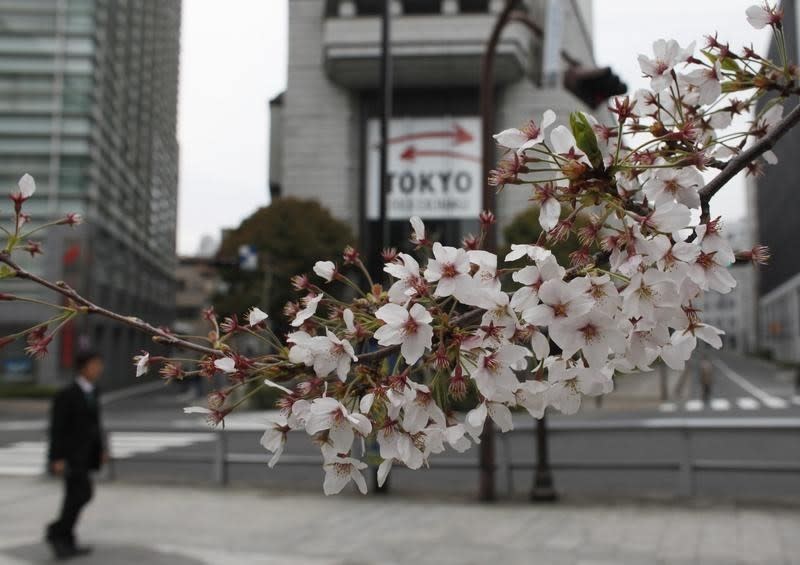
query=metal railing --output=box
[103,417,800,499]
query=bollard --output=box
[214,429,228,485]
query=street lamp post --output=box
[372,0,393,495]
[377,0,393,259]
[478,0,626,503]
[478,0,520,503]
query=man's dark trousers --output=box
[47,471,93,545]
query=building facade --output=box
[756,0,800,361]
[270,0,596,258]
[0,0,181,388]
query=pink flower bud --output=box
[462,234,480,250]
[291,274,311,291]
[449,365,468,401]
[24,240,43,258]
[207,390,228,410]
[58,212,82,227]
[736,245,771,265]
[381,247,398,263]
[479,210,496,226]
[220,315,241,334]
[25,335,52,359]
[342,246,360,264]
[159,363,184,381]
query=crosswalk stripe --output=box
[710,398,731,411]
[762,397,788,409]
[685,399,704,411]
[712,359,789,410]
[736,397,760,410]
[0,432,216,477]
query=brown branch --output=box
[0,251,222,358]
[699,102,800,206]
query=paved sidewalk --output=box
[0,477,798,565]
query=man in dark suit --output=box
[45,350,108,560]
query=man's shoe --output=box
[44,537,74,560]
[71,544,93,557]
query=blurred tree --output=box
[214,198,354,333]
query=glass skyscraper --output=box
[0,0,181,388]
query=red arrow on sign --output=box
[386,123,473,146]
[399,145,481,163]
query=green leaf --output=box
[702,49,740,73]
[569,112,603,169]
[0,265,15,279]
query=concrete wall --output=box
[282,0,360,228]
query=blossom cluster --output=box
[0,4,789,495]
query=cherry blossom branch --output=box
[699,102,800,205]
[0,251,222,358]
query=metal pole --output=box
[530,414,557,501]
[374,0,393,493]
[377,0,393,257]
[214,429,228,486]
[477,0,519,503]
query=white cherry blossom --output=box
[424,242,473,300]
[214,356,236,373]
[746,3,781,29]
[313,260,336,282]
[247,307,268,326]
[493,109,556,154]
[17,173,35,198]
[521,278,593,328]
[305,397,372,453]
[644,167,703,209]
[410,216,425,245]
[373,303,433,365]
[323,456,368,495]
[384,253,423,304]
[549,310,626,368]
[637,39,694,92]
[291,293,323,327]
[260,415,289,468]
[134,352,149,377]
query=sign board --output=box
[366,116,482,220]
[238,245,258,272]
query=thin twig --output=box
[0,251,222,358]
[699,102,800,204]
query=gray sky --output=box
[177,0,287,255]
[176,0,772,255]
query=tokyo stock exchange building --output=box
[269,0,597,255]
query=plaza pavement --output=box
[0,477,798,565]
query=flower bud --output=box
[736,245,771,265]
[207,390,228,410]
[24,240,43,258]
[58,212,82,227]
[381,247,398,263]
[448,365,468,401]
[479,210,496,227]
[342,246,360,264]
[462,234,480,250]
